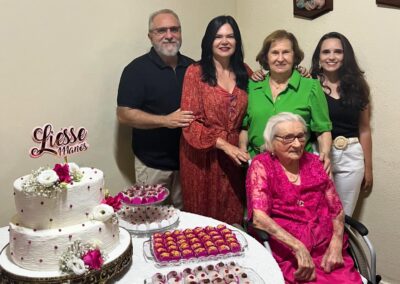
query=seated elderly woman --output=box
[246,112,361,283]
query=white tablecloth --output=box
[0,212,284,284]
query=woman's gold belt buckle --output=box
[333,136,348,150]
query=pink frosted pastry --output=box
[217,244,231,254]
[207,246,219,256]
[194,226,204,234]
[205,226,216,232]
[216,224,227,231]
[169,250,181,260]
[229,242,241,253]
[157,251,171,262]
[199,279,211,284]
[214,239,226,246]
[227,261,237,268]
[208,230,219,237]
[181,249,195,259]
[191,243,203,250]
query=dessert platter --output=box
[118,184,180,235]
[0,163,132,283]
[144,261,265,284]
[118,184,169,206]
[143,225,247,267]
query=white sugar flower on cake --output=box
[21,163,83,198]
[37,169,59,187]
[90,204,114,222]
[66,256,86,275]
[60,240,106,275]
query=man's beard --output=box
[153,40,181,57]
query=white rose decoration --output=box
[68,162,79,172]
[66,256,86,275]
[37,169,59,187]
[90,204,114,222]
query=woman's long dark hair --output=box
[311,32,370,110]
[199,15,248,91]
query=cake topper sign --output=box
[29,123,89,158]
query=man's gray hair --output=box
[148,9,181,31]
[263,112,307,152]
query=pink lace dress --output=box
[246,152,361,284]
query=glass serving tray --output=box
[119,215,180,236]
[143,262,265,284]
[143,230,248,268]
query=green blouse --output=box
[244,70,332,157]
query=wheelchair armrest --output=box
[345,215,369,236]
[247,221,269,242]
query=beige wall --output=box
[0,0,235,225]
[1,0,399,282]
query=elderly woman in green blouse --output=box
[240,30,332,172]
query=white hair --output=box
[263,112,307,152]
[148,9,181,31]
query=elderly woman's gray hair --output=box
[263,112,307,152]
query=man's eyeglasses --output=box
[150,26,181,36]
[274,133,307,144]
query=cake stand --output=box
[118,187,180,236]
[0,228,132,283]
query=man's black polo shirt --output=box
[117,48,194,171]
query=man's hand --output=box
[164,108,194,128]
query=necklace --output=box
[282,166,300,183]
[269,78,288,90]
[287,173,299,183]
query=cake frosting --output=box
[9,163,120,273]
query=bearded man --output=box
[117,9,194,209]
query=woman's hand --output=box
[293,243,316,281]
[250,69,265,82]
[321,240,344,273]
[362,168,373,192]
[216,138,250,166]
[296,65,311,78]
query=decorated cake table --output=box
[0,211,284,284]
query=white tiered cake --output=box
[8,163,120,273]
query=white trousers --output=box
[134,156,183,209]
[331,142,365,216]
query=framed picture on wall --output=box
[293,0,333,19]
[376,0,400,8]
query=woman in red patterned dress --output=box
[180,15,251,224]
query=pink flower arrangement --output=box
[53,163,72,183]
[82,249,103,270]
[101,194,122,212]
